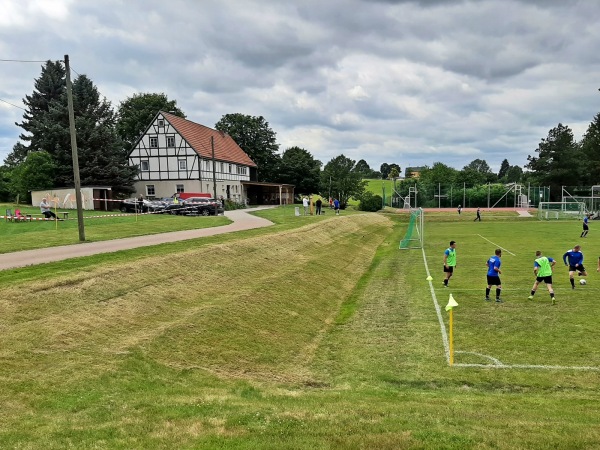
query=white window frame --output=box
[176,184,184,194]
[158,119,165,127]
[140,160,149,171]
[166,136,175,147]
[178,159,187,170]
[146,184,155,196]
[149,136,158,148]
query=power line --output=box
[0,98,26,111]
[0,58,53,63]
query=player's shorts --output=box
[583,224,589,230]
[569,264,586,273]
[443,265,454,273]
[536,275,553,284]
[486,275,501,286]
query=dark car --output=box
[181,197,224,216]
[119,198,164,213]
[162,198,186,215]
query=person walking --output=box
[563,245,587,289]
[485,249,503,302]
[474,207,481,221]
[443,240,457,287]
[333,198,340,215]
[529,250,557,304]
[581,214,590,237]
[457,204,462,215]
[315,198,322,215]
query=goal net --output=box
[537,201,586,220]
[399,208,424,249]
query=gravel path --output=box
[0,208,274,271]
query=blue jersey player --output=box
[485,249,502,302]
[563,245,587,289]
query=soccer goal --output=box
[537,201,586,220]
[399,208,424,249]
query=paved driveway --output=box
[0,208,274,271]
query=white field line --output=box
[421,246,450,364]
[477,234,516,256]
[421,246,600,371]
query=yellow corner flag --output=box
[445,294,458,311]
[426,275,433,281]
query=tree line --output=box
[2,60,598,207]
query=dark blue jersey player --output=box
[485,249,502,302]
[581,215,590,238]
[563,245,587,289]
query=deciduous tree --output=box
[215,114,280,182]
[278,146,321,194]
[116,93,185,154]
[321,155,366,207]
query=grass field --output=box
[1,207,600,448]
[0,203,231,254]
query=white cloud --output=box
[1,0,599,175]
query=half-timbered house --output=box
[128,111,257,202]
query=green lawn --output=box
[1,208,599,448]
[0,202,231,254]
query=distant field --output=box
[1,208,600,448]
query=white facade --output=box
[129,113,252,201]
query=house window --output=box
[166,136,175,147]
[149,136,158,148]
[229,164,232,173]
[178,159,187,170]
[140,160,149,171]
[237,166,247,175]
[176,184,184,194]
[158,120,165,127]
[146,184,155,196]
[220,162,224,172]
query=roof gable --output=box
[160,111,257,167]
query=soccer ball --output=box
[579,279,587,285]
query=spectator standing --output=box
[302,196,309,215]
[457,204,462,215]
[333,198,340,215]
[315,198,322,215]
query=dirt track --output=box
[0,208,274,271]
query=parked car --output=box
[119,198,164,213]
[162,198,186,215]
[181,197,224,216]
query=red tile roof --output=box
[161,111,257,167]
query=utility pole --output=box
[64,54,85,241]
[211,136,218,215]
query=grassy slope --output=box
[1,209,600,448]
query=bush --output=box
[358,192,383,212]
[224,199,246,210]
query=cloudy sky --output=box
[1,0,599,174]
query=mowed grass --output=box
[1,208,600,448]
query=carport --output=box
[242,182,295,206]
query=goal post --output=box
[537,201,585,220]
[399,208,424,249]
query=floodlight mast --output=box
[64,54,85,242]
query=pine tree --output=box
[8,60,66,165]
